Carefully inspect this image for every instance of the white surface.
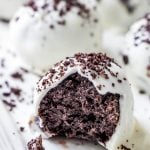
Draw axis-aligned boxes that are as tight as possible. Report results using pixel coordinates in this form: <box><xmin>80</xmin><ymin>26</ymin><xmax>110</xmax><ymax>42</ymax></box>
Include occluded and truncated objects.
<box><xmin>0</xmin><ymin>0</ymin><xmax>26</xmax><ymax>19</ymax></box>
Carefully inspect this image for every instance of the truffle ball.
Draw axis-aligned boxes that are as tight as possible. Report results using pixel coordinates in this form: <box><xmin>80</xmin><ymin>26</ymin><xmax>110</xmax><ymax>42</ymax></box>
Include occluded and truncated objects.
<box><xmin>10</xmin><ymin>0</ymin><xmax>101</xmax><ymax>74</ymax></box>
<box><xmin>123</xmin><ymin>13</ymin><xmax>150</xmax><ymax>93</ymax></box>
<box><xmin>34</xmin><ymin>53</ymin><xmax>134</xmax><ymax>150</ymax></box>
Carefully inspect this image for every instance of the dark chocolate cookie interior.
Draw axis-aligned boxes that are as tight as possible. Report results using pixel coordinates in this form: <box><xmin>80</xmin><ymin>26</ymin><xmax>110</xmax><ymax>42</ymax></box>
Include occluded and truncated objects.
<box><xmin>38</xmin><ymin>73</ymin><xmax>120</xmax><ymax>144</ymax></box>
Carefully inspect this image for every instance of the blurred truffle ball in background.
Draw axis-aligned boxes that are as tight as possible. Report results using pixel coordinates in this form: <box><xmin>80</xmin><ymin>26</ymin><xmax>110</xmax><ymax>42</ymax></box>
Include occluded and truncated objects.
<box><xmin>10</xmin><ymin>0</ymin><xmax>102</xmax><ymax>74</ymax></box>
<box><xmin>123</xmin><ymin>13</ymin><xmax>150</xmax><ymax>94</ymax></box>
<box><xmin>100</xmin><ymin>0</ymin><xmax>150</xmax><ymax>66</ymax></box>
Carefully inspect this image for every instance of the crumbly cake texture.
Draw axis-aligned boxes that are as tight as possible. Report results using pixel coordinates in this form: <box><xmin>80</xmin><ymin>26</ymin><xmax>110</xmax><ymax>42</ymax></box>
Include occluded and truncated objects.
<box><xmin>34</xmin><ymin>53</ymin><xmax>134</xmax><ymax>150</ymax></box>
<box><xmin>27</xmin><ymin>136</ymin><xmax>44</xmax><ymax>150</ymax></box>
<box><xmin>39</xmin><ymin>72</ymin><xmax>120</xmax><ymax>143</ymax></box>
<box><xmin>123</xmin><ymin>13</ymin><xmax>150</xmax><ymax>93</ymax></box>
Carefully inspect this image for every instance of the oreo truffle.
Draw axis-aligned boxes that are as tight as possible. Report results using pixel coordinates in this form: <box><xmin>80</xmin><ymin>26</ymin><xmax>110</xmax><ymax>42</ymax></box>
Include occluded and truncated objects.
<box><xmin>10</xmin><ymin>0</ymin><xmax>101</xmax><ymax>74</ymax></box>
<box><xmin>34</xmin><ymin>53</ymin><xmax>134</xmax><ymax>150</ymax></box>
<box><xmin>123</xmin><ymin>13</ymin><xmax>150</xmax><ymax>93</ymax></box>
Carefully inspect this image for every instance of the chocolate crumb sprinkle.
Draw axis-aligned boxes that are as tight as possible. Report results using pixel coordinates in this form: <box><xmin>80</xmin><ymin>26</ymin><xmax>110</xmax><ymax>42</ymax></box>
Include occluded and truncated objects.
<box><xmin>20</xmin><ymin>127</ymin><xmax>25</xmax><ymax>132</ymax></box>
<box><xmin>2</xmin><ymin>100</ymin><xmax>16</xmax><ymax>111</ymax></box>
<box><xmin>120</xmin><ymin>0</ymin><xmax>135</xmax><ymax>13</ymax></box>
<box><xmin>0</xmin><ymin>18</ymin><xmax>10</xmax><ymax>24</ymax></box>
<box><xmin>120</xmin><ymin>144</ymin><xmax>131</xmax><ymax>150</ymax></box>
<box><xmin>11</xmin><ymin>72</ymin><xmax>24</xmax><ymax>81</ymax></box>
<box><xmin>122</xmin><ymin>55</ymin><xmax>129</xmax><ymax>65</ymax></box>
<box><xmin>24</xmin><ymin>0</ymin><xmax>100</xmax><ymax>28</ymax></box>
<box><xmin>1</xmin><ymin>59</ymin><xmax>5</xmax><ymax>68</ymax></box>
<box><xmin>3</xmin><ymin>92</ymin><xmax>11</xmax><ymax>97</ymax></box>
<box><xmin>11</xmin><ymin>88</ymin><xmax>21</xmax><ymax>97</ymax></box>
<box><xmin>27</xmin><ymin>135</ymin><xmax>44</xmax><ymax>150</ymax></box>
<box><xmin>133</xmin><ymin>13</ymin><xmax>150</xmax><ymax>46</ymax></box>
<box><xmin>37</xmin><ymin>53</ymin><xmax>121</xmax><ymax>92</ymax></box>
<box><xmin>139</xmin><ymin>90</ymin><xmax>146</xmax><ymax>94</ymax></box>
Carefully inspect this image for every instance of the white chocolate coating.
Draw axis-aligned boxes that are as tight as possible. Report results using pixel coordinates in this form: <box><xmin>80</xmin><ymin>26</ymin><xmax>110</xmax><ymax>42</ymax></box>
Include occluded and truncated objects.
<box><xmin>0</xmin><ymin>0</ymin><xmax>25</xmax><ymax>19</ymax></box>
<box><xmin>10</xmin><ymin>0</ymin><xmax>101</xmax><ymax>74</ymax></box>
<box><xmin>124</xmin><ymin>13</ymin><xmax>150</xmax><ymax>93</ymax></box>
<box><xmin>34</xmin><ymin>53</ymin><xmax>134</xmax><ymax>150</ymax></box>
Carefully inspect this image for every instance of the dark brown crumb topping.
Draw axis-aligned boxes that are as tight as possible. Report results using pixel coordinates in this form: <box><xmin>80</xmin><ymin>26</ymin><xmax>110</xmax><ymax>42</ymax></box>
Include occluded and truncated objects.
<box><xmin>0</xmin><ymin>18</ymin><xmax>10</xmax><ymax>24</ymax></box>
<box><xmin>11</xmin><ymin>72</ymin><xmax>24</xmax><ymax>81</ymax></box>
<box><xmin>2</xmin><ymin>99</ymin><xmax>16</xmax><ymax>111</ymax></box>
<box><xmin>122</xmin><ymin>55</ymin><xmax>129</xmax><ymax>65</ymax></box>
<box><xmin>38</xmin><ymin>73</ymin><xmax>120</xmax><ymax>144</ymax></box>
<box><xmin>23</xmin><ymin>0</ymin><xmax>100</xmax><ymax>28</ymax></box>
<box><xmin>133</xmin><ymin>13</ymin><xmax>150</xmax><ymax>47</ymax></box>
<box><xmin>20</xmin><ymin>127</ymin><xmax>25</xmax><ymax>132</ymax></box>
<box><xmin>139</xmin><ymin>89</ymin><xmax>146</xmax><ymax>94</ymax></box>
<box><xmin>130</xmin><ymin>13</ymin><xmax>150</xmax><ymax>77</ymax></box>
<box><xmin>117</xmin><ymin>144</ymin><xmax>131</xmax><ymax>150</ymax></box>
<box><xmin>37</xmin><ymin>53</ymin><xmax>122</xmax><ymax>92</ymax></box>
<box><xmin>0</xmin><ymin>57</ymin><xmax>30</xmax><ymax>111</ymax></box>
<box><xmin>27</xmin><ymin>136</ymin><xmax>44</xmax><ymax>150</ymax></box>
<box><xmin>25</xmin><ymin>0</ymin><xmax>38</xmax><ymax>11</ymax></box>
<box><xmin>25</xmin><ymin>0</ymin><xmax>99</xmax><ymax>19</ymax></box>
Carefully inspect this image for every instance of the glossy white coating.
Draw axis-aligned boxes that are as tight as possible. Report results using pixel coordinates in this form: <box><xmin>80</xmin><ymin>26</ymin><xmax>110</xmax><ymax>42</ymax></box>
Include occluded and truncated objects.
<box><xmin>10</xmin><ymin>0</ymin><xmax>101</xmax><ymax>74</ymax></box>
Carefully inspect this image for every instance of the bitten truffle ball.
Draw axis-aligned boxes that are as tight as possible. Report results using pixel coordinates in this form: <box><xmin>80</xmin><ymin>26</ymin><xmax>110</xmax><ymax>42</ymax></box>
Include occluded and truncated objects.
<box><xmin>34</xmin><ymin>53</ymin><xmax>134</xmax><ymax>150</ymax></box>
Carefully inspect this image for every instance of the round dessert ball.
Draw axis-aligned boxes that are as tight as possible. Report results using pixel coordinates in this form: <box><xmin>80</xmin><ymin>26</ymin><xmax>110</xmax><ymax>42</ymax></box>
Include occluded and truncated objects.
<box><xmin>99</xmin><ymin>0</ymin><xmax>150</xmax><ymax>29</ymax></box>
<box><xmin>0</xmin><ymin>0</ymin><xmax>25</xmax><ymax>20</ymax></box>
<box><xmin>123</xmin><ymin>13</ymin><xmax>150</xmax><ymax>93</ymax></box>
<box><xmin>10</xmin><ymin>0</ymin><xmax>101</xmax><ymax>74</ymax></box>
<box><xmin>34</xmin><ymin>53</ymin><xmax>134</xmax><ymax>150</ymax></box>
